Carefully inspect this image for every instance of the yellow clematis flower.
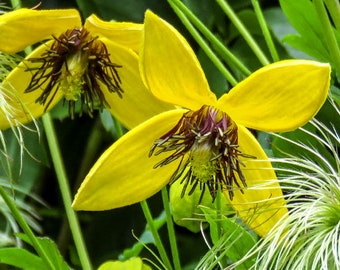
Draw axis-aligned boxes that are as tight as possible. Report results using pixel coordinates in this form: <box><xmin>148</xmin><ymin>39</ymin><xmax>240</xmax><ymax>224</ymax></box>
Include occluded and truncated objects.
<box><xmin>0</xmin><ymin>8</ymin><xmax>173</xmax><ymax>129</ymax></box>
<box><xmin>72</xmin><ymin>11</ymin><xmax>331</xmax><ymax>237</ymax></box>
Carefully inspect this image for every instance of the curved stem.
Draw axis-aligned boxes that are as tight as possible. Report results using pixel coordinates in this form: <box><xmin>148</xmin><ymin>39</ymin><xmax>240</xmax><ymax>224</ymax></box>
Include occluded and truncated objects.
<box><xmin>168</xmin><ymin>0</ymin><xmax>238</xmax><ymax>86</ymax></box>
<box><xmin>168</xmin><ymin>0</ymin><xmax>251</xmax><ymax>76</ymax></box>
<box><xmin>161</xmin><ymin>187</ymin><xmax>181</xmax><ymax>270</ymax></box>
<box><xmin>42</xmin><ymin>113</ymin><xmax>92</xmax><ymax>270</ymax></box>
<box><xmin>323</xmin><ymin>0</ymin><xmax>340</xmax><ymax>30</ymax></box>
<box><xmin>216</xmin><ymin>0</ymin><xmax>270</xmax><ymax>66</ymax></box>
<box><xmin>0</xmin><ymin>185</ymin><xmax>55</xmax><ymax>270</ymax></box>
<box><xmin>314</xmin><ymin>0</ymin><xmax>340</xmax><ymax>77</ymax></box>
<box><xmin>140</xmin><ymin>200</ymin><xmax>173</xmax><ymax>270</ymax></box>
<box><xmin>251</xmin><ymin>0</ymin><xmax>280</xmax><ymax>62</ymax></box>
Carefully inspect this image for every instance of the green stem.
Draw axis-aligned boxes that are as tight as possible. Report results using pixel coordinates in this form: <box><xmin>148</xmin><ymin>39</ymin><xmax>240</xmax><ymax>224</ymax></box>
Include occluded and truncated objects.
<box><xmin>140</xmin><ymin>200</ymin><xmax>173</xmax><ymax>270</ymax></box>
<box><xmin>168</xmin><ymin>0</ymin><xmax>251</xmax><ymax>76</ymax></box>
<box><xmin>251</xmin><ymin>0</ymin><xmax>280</xmax><ymax>62</ymax></box>
<box><xmin>168</xmin><ymin>0</ymin><xmax>238</xmax><ymax>86</ymax></box>
<box><xmin>323</xmin><ymin>0</ymin><xmax>340</xmax><ymax>30</ymax></box>
<box><xmin>314</xmin><ymin>0</ymin><xmax>340</xmax><ymax>76</ymax></box>
<box><xmin>161</xmin><ymin>187</ymin><xmax>181</xmax><ymax>270</ymax></box>
<box><xmin>10</xmin><ymin>0</ymin><xmax>21</xmax><ymax>8</ymax></box>
<box><xmin>112</xmin><ymin>116</ymin><xmax>124</xmax><ymax>138</ymax></box>
<box><xmin>42</xmin><ymin>113</ymin><xmax>92</xmax><ymax>270</ymax></box>
<box><xmin>215</xmin><ymin>0</ymin><xmax>270</xmax><ymax>66</ymax></box>
<box><xmin>0</xmin><ymin>186</ymin><xmax>55</xmax><ymax>270</ymax></box>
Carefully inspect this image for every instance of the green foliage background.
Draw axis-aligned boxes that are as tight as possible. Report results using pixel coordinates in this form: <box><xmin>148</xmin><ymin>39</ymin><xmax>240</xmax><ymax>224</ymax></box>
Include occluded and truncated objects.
<box><xmin>1</xmin><ymin>0</ymin><xmax>339</xmax><ymax>269</ymax></box>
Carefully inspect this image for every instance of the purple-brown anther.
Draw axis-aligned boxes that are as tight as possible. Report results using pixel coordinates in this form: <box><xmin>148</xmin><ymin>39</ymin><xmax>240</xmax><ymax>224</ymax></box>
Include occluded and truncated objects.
<box><xmin>149</xmin><ymin>105</ymin><xmax>254</xmax><ymax>202</ymax></box>
<box><xmin>25</xmin><ymin>27</ymin><xmax>123</xmax><ymax>118</ymax></box>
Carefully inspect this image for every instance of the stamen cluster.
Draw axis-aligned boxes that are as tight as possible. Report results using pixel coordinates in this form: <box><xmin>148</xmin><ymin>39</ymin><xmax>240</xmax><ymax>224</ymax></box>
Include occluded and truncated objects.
<box><xmin>25</xmin><ymin>27</ymin><xmax>123</xmax><ymax>117</ymax></box>
<box><xmin>150</xmin><ymin>105</ymin><xmax>253</xmax><ymax>202</ymax></box>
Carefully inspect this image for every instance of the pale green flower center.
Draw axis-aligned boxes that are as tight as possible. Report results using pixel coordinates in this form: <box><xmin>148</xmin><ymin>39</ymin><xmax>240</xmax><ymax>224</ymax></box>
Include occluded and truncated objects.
<box><xmin>59</xmin><ymin>50</ymin><xmax>88</xmax><ymax>101</ymax></box>
<box><xmin>190</xmin><ymin>141</ymin><xmax>216</xmax><ymax>183</ymax></box>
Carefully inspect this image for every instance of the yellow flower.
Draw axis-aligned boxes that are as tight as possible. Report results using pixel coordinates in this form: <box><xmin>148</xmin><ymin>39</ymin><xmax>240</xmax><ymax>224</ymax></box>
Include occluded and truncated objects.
<box><xmin>98</xmin><ymin>257</ymin><xmax>151</xmax><ymax>270</ymax></box>
<box><xmin>72</xmin><ymin>11</ymin><xmax>331</xmax><ymax>237</ymax></box>
<box><xmin>0</xmin><ymin>8</ymin><xmax>172</xmax><ymax>129</ymax></box>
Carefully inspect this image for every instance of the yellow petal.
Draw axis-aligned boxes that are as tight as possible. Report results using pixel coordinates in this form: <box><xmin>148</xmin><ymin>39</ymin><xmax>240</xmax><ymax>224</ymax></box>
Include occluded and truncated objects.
<box><xmin>217</xmin><ymin>60</ymin><xmax>330</xmax><ymax>132</ymax></box>
<box><xmin>0</xmin><ymin>9</ymin><xmax>81</xmax><ymax>53</ymax></box>
<box><xmin>141</xmin><ymin>10</ymin><xmax>217</xmax><ymax>110</ymax></box>
<box><xmin>0</xmin><ymin>41</ymin><xmax>63</xmax><ymax>129</ymax></box>
<box><xmin>228</xmin><ymin>125</ymin><xmax>287</xmax><ymax>237</ymax></box>
<box><xmin>100</xmin><ymin>38</ymin><xmax>175</xmax><ymax>129</ymax></box>
<box><xmin>84</xmin><ymin>14</ymin><xmax>143</xmax><ymax>53</ymax></box>
<box><xmin>99</xmin><ymin>258</ymin><xmax>151</xmax><ymax>270</ymax></box>
<box><xmin>72</xmin><ymin>109</ymin><xmax>187</xmax><ymax>211</ymax></box>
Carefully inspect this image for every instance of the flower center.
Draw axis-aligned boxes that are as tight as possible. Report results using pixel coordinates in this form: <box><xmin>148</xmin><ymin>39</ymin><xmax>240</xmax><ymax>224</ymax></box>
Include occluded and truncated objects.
<box><xmin>25</xmin><ymin>27</ymin><xmax>123</xmax><ymax>118</ymax></box>
<box><xmin>149</xmin><ymin>105</ymin><xmax>255</xmax><ymax>202</ymax></box>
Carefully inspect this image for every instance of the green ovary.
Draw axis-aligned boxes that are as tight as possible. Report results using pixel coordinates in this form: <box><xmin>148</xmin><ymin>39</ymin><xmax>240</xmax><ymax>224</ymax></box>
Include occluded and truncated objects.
<box><xmin>60</xmin><ymin>50</ymin><xmax>88</xmax><ymax>101</ymax></box>
<box><xmin>190</xmin><ymin>142</ymin><xmax>216</xmax><ymax>183</ymax></box>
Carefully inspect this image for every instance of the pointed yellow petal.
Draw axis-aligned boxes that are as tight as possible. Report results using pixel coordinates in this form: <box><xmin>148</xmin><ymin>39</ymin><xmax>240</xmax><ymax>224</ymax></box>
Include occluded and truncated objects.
<box><xmin>217</xmin><ymin>60</ymin><xmax>330</xmax><ymax>132</ymax></box>
<box><xmin>0</xmin><ymin>41</ymin><xmax>63</xmax><ymax>129</ymax></box>
<box><xmin>72</xmin><ymin>109</ymin><xmax>187</xmax><ymax>211</ymax></box>
<box><xmin>228</xmin><ymin>126</ymin><xmax>287</xmax><ymax>237</ymax></box>
<box><xmin>141</xmin><ymin>10</ymin><xmax>217</xmax><ymax>110</ymax></box>
<box><xmin>99</xmin><ymin>38</ymin><xmax>175</xmax><ymax>129</ymax></box>
<box><xmin>84</xmin><ymin>14</ymin><xmax>143</xmax><ymax>53</ymax></box>
<box><xmin>99</xmin><ymin>258</ymin><xmax>151</xmax><ymax>270</ymax></box>
<box><xmin>0</xmin><ymin>9</ymin><xmax>81</xmax><ymax>53</ymax></box>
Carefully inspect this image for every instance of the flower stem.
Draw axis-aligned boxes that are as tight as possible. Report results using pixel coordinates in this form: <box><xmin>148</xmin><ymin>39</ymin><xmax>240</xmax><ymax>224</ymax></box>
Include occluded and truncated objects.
<box><xmin>314</xmin><ymin>0</ymin><xmax>340</xmax><ymax>76</ymax></box>
<box><xmin>168</xmin><ymin>0</ymin><xmax>251</xmax><ymax>77</ymax></box>
<box><xmin>112</xmin><ymin>115</ymin><xmax>124</xmax><ymax>138</ymax></box>
<box><xmin>0</xmin><ymin>185</ymin><xmax>55</xmax><ymax>270</ymax></box>
<box><xmin>140</xmin><ymin>200</ymin><xmax>173</xmax><ymax>270</ymax></box>
<box><xmin>168</xmin><ymin>0</ymin><xmax>238</xmax><ymax>86</ymax></box>
<box><xmin>251</xmin><ymin>0</ymin><xmax>280</xmax><ymax>62</ymax></box>
<box><xmin>215</xmin><ymin>0</ymin><xmax>270</xmax><ymax>66</ymax></box>
<box><xmin>42</xmin><ymin>113</ymin><xmax>92</xmax><ymax>270</ymax></box>
<box><xmin>161</xmin><ymin>187</ymin><xmax>181</xmax><ymax>270</ymax></box>
<box><xmin>323</xmin><ymin>0</ymin><xmax>340</xmax><ymax>30</ymax></box>
<box><xmin>10</xmin><ymin>0</ymin><xmax>21</xmax><ymax>8</ymax></box>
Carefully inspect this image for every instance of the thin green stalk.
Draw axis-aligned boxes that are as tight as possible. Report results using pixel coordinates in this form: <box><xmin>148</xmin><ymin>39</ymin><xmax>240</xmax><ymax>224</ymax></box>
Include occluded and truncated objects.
<box><xmin>161</xmin><ymin>187</ymin><xmax>181</xmax><ymax>270</ymax></box>
<box><xmin>10</xmin><ymin>0</ymin><xmax>21</xmax><ymax>8</ymax></box>
<box><xmin>214</xmin><ymin>189</ymin><xmax>228</xmax><ymax>268</ymax></box>
<box><xmin>251</xmin><ymin>0</ymin><xmax>280</xmax><ymax>62</ymax></box>
<box><xmin>112</xmin><ymin>116</ymin><xmax>124</xmax><ymax>138</ymax></box>
<box><xmin>216</xmin><ymin>0</ymin><xmax>270</xmax><ymax>66</ymax></box>
<box><xmin>140</xmin><ymin>200</ymin><xmax>173</xmax><ymax>270</ymax></box>
<box><xmin>168</xmin><ymin>0</ymin><xmax>251</xmax><ymax>76</ymax></box>
<box><xmin>168</xmin><ymin>0</ymin><xmax>238</xmax><ymax>86</ymax></box>
<box><xmin>0</xmin><ymin>186</ymin><xmax>55</xmax><ymax>270</ymax></box>
<box><xmin>42</xmin><ymin>113</ymin><xmax>92</xmax><ymax>270</ymax></box>
<box><xmin>323</xmin><ymin>0</ymin><xmax>340</xmax><ymax>30</ymax></box>
<box><xmin>314</xmin><ymin>0</ymin><xmax>340</xmax><ymax>76</ymax></box>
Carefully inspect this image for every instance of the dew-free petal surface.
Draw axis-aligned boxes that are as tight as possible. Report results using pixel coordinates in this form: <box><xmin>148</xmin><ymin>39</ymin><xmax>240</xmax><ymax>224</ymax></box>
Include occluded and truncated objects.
<box><xmin>72</xmin><ymin>109</ymin><xmax>187</xmax><ymax>210</ymax></box>
<box><xmin>217</xmin><ymin>60</ymin><xmax>330</xmax><ymax>132</ymax></box>
<box><xmin>228</xmin><ymin>125</ymin><xmax>287</xmax><ymax>237</ymax></box>
<box><xmin>84</xmin><ymin>14</ymin><xmax>143</xmax><ymax>53</ymax></box>
<box><xmin>0</xmin><ymin>41</ymin><xmax>63</xmax><ymax>129</ymax></box>
<box><xmin>141</xmin><ymin>10</ymin><xmax>216</xmax><ymax>110</ymax></box>
<box><xmin>0</xmin><ymin>9</ymin><xmax>81</xmax><ymax>53</ymax></box>
<box><xmin>101</xmin><ymin>39</ymin><xmax>175</xmax><ymax>129</ymax></box>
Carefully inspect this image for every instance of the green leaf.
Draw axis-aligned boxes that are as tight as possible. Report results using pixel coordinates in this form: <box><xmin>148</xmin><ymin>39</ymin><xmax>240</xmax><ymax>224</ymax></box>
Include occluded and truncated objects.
<box><xmin>18</xmin><ymin>234</ymin><xmax>71</xmax><ymax>270</ymax></box>
<box><xmin>0</xmin><ymin>248</ymin><xmax>44</xmax><ymax>269</ymax></box>
<box><xmin>169</xmin><ymin>180</ymin><xmax>232</xmax><ymax>233</ymax></box>
<box><xmin>279</xmin><ymin>0</ymin><xmax>336</xmax><ymax>62</ymax></box>
<box><xmin>201</xmin><ymin>207</ymin><xmax>256</xmax><ymax>269</ymax></box>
